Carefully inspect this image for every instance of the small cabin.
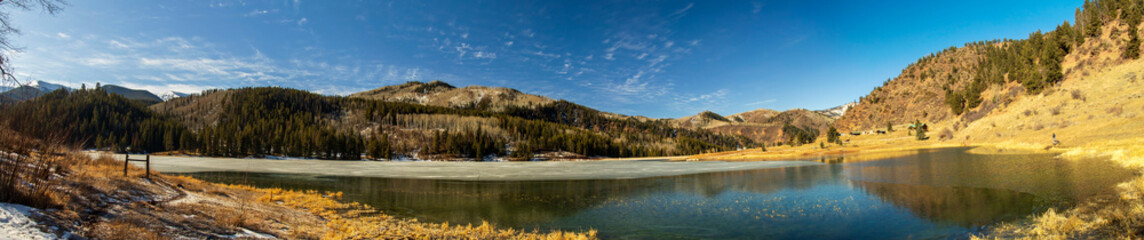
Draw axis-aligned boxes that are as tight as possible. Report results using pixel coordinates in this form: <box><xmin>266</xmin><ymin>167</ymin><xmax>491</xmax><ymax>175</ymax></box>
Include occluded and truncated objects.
<box><xmin>907</xmin><ymin>123</ymin><xmax>928</xmax><ymax>131</ymax></box>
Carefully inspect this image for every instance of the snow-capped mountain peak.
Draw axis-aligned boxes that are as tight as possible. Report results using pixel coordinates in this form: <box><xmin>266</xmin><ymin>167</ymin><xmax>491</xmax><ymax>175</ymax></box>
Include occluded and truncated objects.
<box><xmin>159</xmin><ymin>90</ymin><xmax>190</xmax><ymax>101</ymax></box>
<box><xmin>27</xmin><ymin>80</ymin><xmax>70</xmax><ymax>92</ymax></box>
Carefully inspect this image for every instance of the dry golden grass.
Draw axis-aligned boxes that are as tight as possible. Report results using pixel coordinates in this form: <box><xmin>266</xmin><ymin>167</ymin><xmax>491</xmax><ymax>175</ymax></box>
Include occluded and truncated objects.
<box><xmin>699</xmin><ymin>22</ymin><xmax>1144</xmax><ymax>238</ymax></box>
<box><xmin>688</xmin><ymin>125</ymin><xmax>964</xmax><ymax>163</ymax></box>
<box><xmin>0</xmin><ymin>135</ymin><xmax>597</xmax><ymax>240</ymax></box>
<box><xmin>243</xmin><ymin>185</ymin><xmax>597</xmax><ymax>240</ymax></box>
<box><xmin>0</xmin><ymin>123</ymin><xmax>596</xmax><ymax>240</ymax></box>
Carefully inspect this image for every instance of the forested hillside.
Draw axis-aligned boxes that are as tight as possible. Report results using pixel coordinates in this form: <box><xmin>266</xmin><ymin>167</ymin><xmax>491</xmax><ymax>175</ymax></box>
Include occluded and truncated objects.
<box><xmin>0</xmin><ymin>88</ymin><xmax>191</xmax><ymax>153</ymax></box>
<box><xmin>0</xmin><ymin>84</ymin><xmax>749</xmax><ymax>160</ymax></box>
<box><xmin>836</xmin><ymin>0</ymin><xmax>1142</xmax><ymax>132</ymax></box>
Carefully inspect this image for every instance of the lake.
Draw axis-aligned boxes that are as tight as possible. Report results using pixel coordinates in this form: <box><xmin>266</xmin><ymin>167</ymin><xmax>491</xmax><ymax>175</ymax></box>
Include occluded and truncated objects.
<box><xmin>182</xmin><ymin>147</ymin><xmax>1135</xmax><ymax>239</ymax></box>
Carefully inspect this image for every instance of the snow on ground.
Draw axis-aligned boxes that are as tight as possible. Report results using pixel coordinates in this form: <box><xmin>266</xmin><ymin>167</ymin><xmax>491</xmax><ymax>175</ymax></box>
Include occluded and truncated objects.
<box><xmin>0</xmin><ymin>203</ymin><xmax>57</xmax><ymax>240</ymax></box>
<box><xmin>91</xmin><ymin>152</ymin><xmax>822</xmax><ymax>181</ymax></box>
<box><xmin>230</xmin><ymin>228</ymin><xmax>277</xmax><ymax>239</ymax></box>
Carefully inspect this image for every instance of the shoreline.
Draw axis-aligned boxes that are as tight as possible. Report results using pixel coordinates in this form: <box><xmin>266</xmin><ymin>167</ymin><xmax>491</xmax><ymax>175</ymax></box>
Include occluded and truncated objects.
<box><xmin>682</xmin><ymin>132</ymin><xmax>1144</xmax><ymax>239</ymax></box>
<box><xmin>87</xmin><ymin>152</ymin><xmax>822</xmax><ymax>181</ymax></box>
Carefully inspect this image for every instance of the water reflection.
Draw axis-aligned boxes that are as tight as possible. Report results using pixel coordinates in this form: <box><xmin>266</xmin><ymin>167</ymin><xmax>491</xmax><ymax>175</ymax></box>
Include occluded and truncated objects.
<box><xmin>183</xmin><ymin>148</ymin><xmax>1135</xmax><ymax>239</ymax></box>
<box><xmin>853</xmin><ymin>181</ymin><xmax>1040</xmax><ymax>228</ymax></box>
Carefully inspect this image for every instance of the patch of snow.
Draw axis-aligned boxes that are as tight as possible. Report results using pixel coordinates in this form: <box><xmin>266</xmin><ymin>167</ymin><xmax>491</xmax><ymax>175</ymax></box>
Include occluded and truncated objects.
<box><xmin>816</xmin><ymin>102</ymin><xmax>858</xmax><ymax>118</ymax></box>
<box><xmin>0</xmin><ymin>203</ymin><xmax>58</xmax><ymax>240</ymax></box>
<box><xmin>27</xmin><ymin>80</ymin><xmax>70</xmax><ymax>93</ymax></box>
<box><xmin>228</xmin><ymin>227</ymin><xmax>276</xmax><ymax>239</ymax></box>
<box><xmin>159</xmin><ymin>90</ymin><xmax>191</xmax><ymax>101</ymax></box>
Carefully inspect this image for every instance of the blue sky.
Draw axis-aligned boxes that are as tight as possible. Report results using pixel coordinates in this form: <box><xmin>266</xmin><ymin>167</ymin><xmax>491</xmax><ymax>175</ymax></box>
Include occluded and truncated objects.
<box><xmin>8</xmin><ymin>0</ymin><xmax>1082</xmax><ymax>118</ymax></box>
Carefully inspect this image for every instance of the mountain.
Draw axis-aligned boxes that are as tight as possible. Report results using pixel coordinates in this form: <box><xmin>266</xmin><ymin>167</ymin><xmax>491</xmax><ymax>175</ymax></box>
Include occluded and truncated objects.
<box><xmin>672</xmin><ymin>108</ymin><xmax>833</xmax><ymax>145</ymax></box>
<box><xmin>727</xmin><ymin>109</ymin><xmax>780</xmax><ymax>123</ymax></box>
<box><xmin>27</xmin><ymin>80</ymin><xmax>69</xmax><ymax>93</ymax></box>
<box><xmin>0</xmin><ymin>81</ymin><xmax>72</xmax><ymax>102</ymax></box>
<box><xmin>349</xmin><ymin>81</ymin><xmax>555</xmax><ymax>111</ymax></box>
<box><xmin>144</xmin><ymin>85</ymin><xmax>750</xmax><ymax>160</ymax></box>
<box><xmin>834</xmin><ymin>0</ymin><xmax>1144</xmax><ymax>147</ymax></box>
<box><xmin>0</xmin><ymin>81</ymin><xmax>165</xmax><ymax>104</ymax></box>
<box><xmin>159</xmin><ymin>90</ymin><xmax>191</xmax><ymax>101</ymax></box>
<box><xmin>0</xmin><ymin>86</ymin><xmax>47</xmax><ymax>102</ymax></box>
<box><xmin>99</xmin><ymin>84</ymin><xmax>163</xmax><ymax>103</ymax></box>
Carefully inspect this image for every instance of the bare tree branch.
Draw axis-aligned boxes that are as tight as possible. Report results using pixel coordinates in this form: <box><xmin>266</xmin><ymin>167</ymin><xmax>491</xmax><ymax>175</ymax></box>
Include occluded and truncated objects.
<box><xmin>0</xmin><ymin>0</ymin><xmax>66</xmax><ymax>88</ymax></box>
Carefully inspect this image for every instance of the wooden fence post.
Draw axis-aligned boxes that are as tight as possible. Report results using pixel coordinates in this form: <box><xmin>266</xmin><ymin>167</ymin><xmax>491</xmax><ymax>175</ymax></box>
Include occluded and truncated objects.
<box><xmin>123</xmin><ymin>154</ymin><xmax>152</xmax><ymax>179</ymax></box>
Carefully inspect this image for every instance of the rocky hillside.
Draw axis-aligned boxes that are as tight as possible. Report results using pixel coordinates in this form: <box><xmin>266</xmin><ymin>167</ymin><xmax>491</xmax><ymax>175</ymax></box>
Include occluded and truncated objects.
<box><xmin>672</xmin><ymin>108</ymin><xmax>834</xmax><ymax>145</ymax></box>
<box><xmin>349</xmin><ymin>81</ymin><xmax>555</xmax><ymax>111</ymax></box>
<box><xmin>837</xmin><ymin>0</ymin><xmax>1141</xmax><ymax>134</ymax></box>
<box><xmin>833</xmin><ymin>45</ymin><xmax>987</xmax><ymax>131</ymax></box>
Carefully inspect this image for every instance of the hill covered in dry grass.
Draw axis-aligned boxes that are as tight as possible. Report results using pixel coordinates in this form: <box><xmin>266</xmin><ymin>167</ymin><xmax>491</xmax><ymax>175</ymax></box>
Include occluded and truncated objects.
<box><xmin>349</xmin><ymin>80</ymin><xmax>555</xmax><ymax>112</ymax></box>
<box><xmin>837</xmin><ymin>0</ymin><xmax>1142</xmax><ymax>138</ymax></box>
<box><xmin>696</xmin><ymin>1</ymin><xmax>1144</xmax><ymax>238</ymax></box>
<box><xmin>672</xmin><ymin>108</ymin><xmax>836</xmax><ymax>146</ymax></box>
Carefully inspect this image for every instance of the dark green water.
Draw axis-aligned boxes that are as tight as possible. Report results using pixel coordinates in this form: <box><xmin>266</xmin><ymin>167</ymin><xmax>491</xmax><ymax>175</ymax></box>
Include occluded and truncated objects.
<box><xmin>183</xmin><ymin>147</ymin><xmax>1136</xmax><ymax>239</ymax></box>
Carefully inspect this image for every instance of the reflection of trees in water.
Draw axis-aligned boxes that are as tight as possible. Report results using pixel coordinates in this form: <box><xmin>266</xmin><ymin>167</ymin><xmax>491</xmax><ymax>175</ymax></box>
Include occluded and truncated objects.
<box><xmin>183</xmin><ymin>149</ymin><xmax>1132</xmax><ymax>231</ymax></box>
<box><xmin>842</xmin><ymin>148</ymin><xmax>1133</xmax><ymax>206</ymax></box>
<box><xmin>853</xmin><ymin>180</ymin><xmax>1041</xmax><ymax>228</ymax></box>
<box><xmin>184</xmin><ymin>165</ymin><xmax>849</xmax><ymax>228</ymax></box>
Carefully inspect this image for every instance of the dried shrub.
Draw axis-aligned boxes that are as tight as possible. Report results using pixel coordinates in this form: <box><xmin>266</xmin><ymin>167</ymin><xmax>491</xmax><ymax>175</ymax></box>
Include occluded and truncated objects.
<box><xmin>1033</xmin><ymin>124</ymin><xmax>1044</xmax><ymax>131</ymax></box>
<box><xmin>1109</xmin><ymin>106</ymin><xmax>1124</xmax><ymax>117</ymax></box>
<box><xmin>0</xmin><ymin>128</ymin><xmax>76</xmax><ymax>209</ymax></box>
<box><xmin>89</xmin><ymin>220</ymin><xmax>164</xmax><ymax>240</ymax></box>
<box><xmin>1024</xmin><ymin>109</ymin><xmax>1035</xmax><ymax>117</ymax></box>
<box><xmin>1071</xmin><ymin>90</ymin><xmax>1086</xmax><ymax>101</ymax></box>
<box><xmin>939</xmin><ymin>128</ymin><xmax>954</xmax><ymax>141</ymax></box>
<box><xmin>1051</xmin><ymin>105</ymin><xmax>1063</xmax><ymax>116</ymax></box>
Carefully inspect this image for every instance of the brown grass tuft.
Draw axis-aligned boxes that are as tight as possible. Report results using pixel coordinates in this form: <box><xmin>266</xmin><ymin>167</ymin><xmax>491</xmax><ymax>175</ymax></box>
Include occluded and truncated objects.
<box><xmin>1108</xmin><ymin>106</ymin><xmax>1124</xmax><ymax>117</ymax></box>
<box><xmin>0</xmin><ymin>127</ymin><xmax>77</xmax><ymax>209</ymax></box>
<box><xmin>939</xmin><ymin>128</ymin><xmax>955</xmax><ymax>141</ymax></box>
<box><xmin>89</xmin><ymin>220</ymin><xmax>165</xmax><ymax>240</ymax></box>
<box><xmin>1071</xmin><ymin>89</ymin><xmax>1086</xmax><ymax>101</ymax></box>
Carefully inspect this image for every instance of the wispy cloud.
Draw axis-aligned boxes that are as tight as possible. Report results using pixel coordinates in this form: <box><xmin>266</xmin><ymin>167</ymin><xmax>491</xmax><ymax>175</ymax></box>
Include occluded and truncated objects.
<box><xmin>12</xmin><ymin>34</ymin><xmax>448</xmax><ymax>96</ymax></box>
<box><xmin>745</xmin><ymin>99</ymin><xmax>777</xmax><ymax>106</ymax></box>
<box><xmin>244</xmin><ymin>9</ymin><xmax>278</xmax><ymax>17</ymax></box>
<box><xmin>751</xmin><ymin>2</ymin><xmax>764</xmax><ymax>14</ymax></box>
<box><xmin>681</xmin><ymin>89</ymin><xmax>729</xmax><ymax>104</ymax></box>
<box><xmin>671</xmin><ymin>3</ymin><xmax>695</xmax><ymax>16</ymax></box>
